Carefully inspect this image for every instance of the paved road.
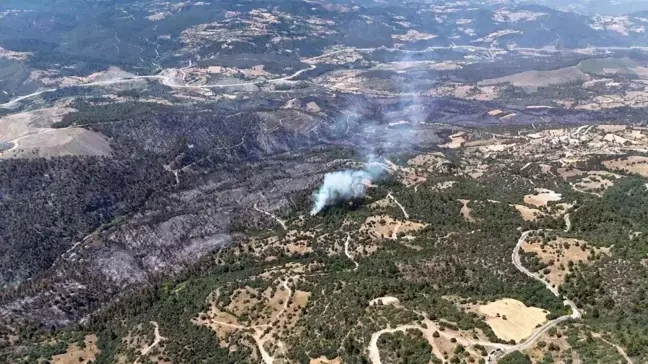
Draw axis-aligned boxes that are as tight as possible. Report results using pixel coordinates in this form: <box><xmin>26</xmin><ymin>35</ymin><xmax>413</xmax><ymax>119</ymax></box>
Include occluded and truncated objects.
<box><xmin>486</xmin><ymin>229</ymin><xmax>582</xmax><ymax>363</ymax></box>
<box><xmin>0</xmin><ymin>61</ymin><xmax>317</xmax><ymax>108</ymax></box>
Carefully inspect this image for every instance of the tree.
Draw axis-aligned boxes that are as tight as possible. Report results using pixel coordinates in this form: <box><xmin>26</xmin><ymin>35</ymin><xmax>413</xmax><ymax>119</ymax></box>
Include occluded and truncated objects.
<box><xmin>498</xmin><ymin>351</ymin><xmax>532</xmax><ymax>364</ymax></box>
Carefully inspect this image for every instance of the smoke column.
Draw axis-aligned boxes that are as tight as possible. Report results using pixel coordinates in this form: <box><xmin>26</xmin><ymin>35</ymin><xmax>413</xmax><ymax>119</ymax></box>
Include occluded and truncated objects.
<box><xmin>310</xmin><ymin>163</ymin><xmax>384</xmax><ymax>215</ymax></box>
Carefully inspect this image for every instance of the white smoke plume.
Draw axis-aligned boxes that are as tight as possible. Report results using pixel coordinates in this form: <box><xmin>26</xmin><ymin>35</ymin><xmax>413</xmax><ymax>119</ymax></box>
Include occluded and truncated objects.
<box><xmin>310</xmin><ymin>162</ymin><xmax>384</xmax><ymax>215</ymax></box>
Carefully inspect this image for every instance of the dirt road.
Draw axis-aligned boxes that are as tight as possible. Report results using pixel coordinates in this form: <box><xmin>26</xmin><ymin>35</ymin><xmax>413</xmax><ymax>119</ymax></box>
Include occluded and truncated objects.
<box><xmin>564</xmin><ymin>213</ymin><xmax>571</xmax><ymax>232</ymax></box>
<box><xmin>368</xmin><ymin>318</ymin><xmax>510</xmax><ymax>364</ymax></box>
<box><xmin>254</xmin><ymin>203</ymin><xmax>287</xmax><ymax>230</ymax></box>
<box><xmin>1</xmin><ymin>59</ymin><xmax>318</xmax><ymax>108</ymax></box>
<box><xmin>209</xmin><ymin>279</ymin><xmax>293</xmax><ymax>364</ymax></box>
<box><xmin>344</xmin><ymin>234</ymin><xmax>359</xmax><ymax>271</ymax></box>
<box><xmin>369</xmin><ymin>227</ymin><xmax>585</xmax><ymax>364</ymax></box>
<box><xmin>592</xmin><ymin>334</ymin><xmax>633</xmax><ymax>364</ymax></box>
<box><xmin>134</xmin><ymin>321</ymin><xmax>165</xmax><ymax>363</ymax></box>
<box><xmin>487</xmin><ymin>229</ymin><xmax>583</xmax><ymax>363</ymax></box>
<box><xmin>512</xmin><ymin>231</ymin><xmax>580</xmax><ymax>318</ymax></box>
<box><xmin>387</xmin><ymin>192</ymin><xmax>409</xmax><ymax>219</ymax></box>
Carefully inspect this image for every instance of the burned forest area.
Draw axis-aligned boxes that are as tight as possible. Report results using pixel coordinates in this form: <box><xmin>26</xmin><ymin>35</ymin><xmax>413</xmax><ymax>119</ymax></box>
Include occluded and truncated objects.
<box><xmin>3</xmin><ymin>0</ymin><xmax>648</xmax><ymax>363</ymax></box>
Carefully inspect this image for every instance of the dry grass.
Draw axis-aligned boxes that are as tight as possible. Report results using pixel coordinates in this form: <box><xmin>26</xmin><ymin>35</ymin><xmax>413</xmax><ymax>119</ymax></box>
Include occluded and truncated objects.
<box><xmin>557</xmin><ymin>167</ymin><xmax>586</xmax><ymax>179</ymax></box>
<box><xmin>51</xmin><ymin>335</ymin><xmax>100</xmax><ymax>364</ymax></box>
<box><xmin>431</xmin><ymin>181</ymin><xmax>458</xmax><ymax>191</ymax></box>
<box><xmin>522</xmin><ymin>237</ymin><xmax>610</xmax><ymax>287</ymax></box>
<box><xmin>407</xmin><ymin>152</ymin><xmax>448</xmax><ymax>168</ymax></box>
<box><xmin>310</xmin><ymin>357</ymin><xmax>342</xmax><ymax>364</ymax></box>
<box><xmin>361</xmin><ymin>215</ymin><xmax>426</xmax><ymax>240</ymax></box>
<box><xmin>369</xmin><ymin>197</ymin><xmax>396</xmax><ymax>209</ymax></box>
<box><xmin>306</xmin><ymin>102</ymin><xmax>321</xmax><ymax>113</ymax></box>
<box><xmin>603</xmin><ymin>156</ymin><xmax>648</xmax><ymax>177</ymax></box>
<box><xmin>573</xmin><ymin>171</ymin><xmax>620</xmax><ymax>193</ymax></box>
<box><xmin>194</xmin><ymin>276</ymin><xmax>310</xmax><ymax>360</ymax></box>
<box><xmin>396</xmin><ymin>152</ymin><xmax>451</xmax><ymax>186</ymax></box>
<box><xmin>193</xmin><ymin>300</ymin><xmax>241</xmax><ymax>346</ymax></box>
<box><xmin>598</xmin><ymin>125</ymin><xmax>628</xmax><ymax>133</ymax></box>
<box><xmin>524</xmin><ymin>188</ymin><xmax>562</xmax><ymax>207</ymax></box>
<box><xmin>524</xmin><ymin>329</ymin><xmax>580</xmax><ymax>363</ymax></box>
<box><xmin>513</xmin><ymin>204</ymin><xmax>544</xmax><ymax>221</ymax></box>
<box><xmin>479</xmin><ymin>66</ymin><xmax>588</xmax><ymax>88</ymax></box>
<box><xmin>240</xmin><ymin>231</ymin><xmax>314</xmax><ymax>259</ymax></box>
<box><xmin>433</xmin><ymin>335</ymin><xmax>459</xmax><ymax>361</ymax></box>
<box><xmin>478</xmin><ymin>299</ymin><xmax>548</xmax><ymax>342</ymax></box>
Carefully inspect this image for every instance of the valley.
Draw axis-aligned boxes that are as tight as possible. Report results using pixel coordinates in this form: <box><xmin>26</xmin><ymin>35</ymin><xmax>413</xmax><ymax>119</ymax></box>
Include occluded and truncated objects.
<box><xmin>1</xmin><ymin>1</ymin><xmax>648</xmax><ymax>363</ymax></box>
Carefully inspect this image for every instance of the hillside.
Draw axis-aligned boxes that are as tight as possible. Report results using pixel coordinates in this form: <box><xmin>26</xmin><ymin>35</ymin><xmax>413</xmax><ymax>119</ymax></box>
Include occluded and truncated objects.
<box><xmin>1</xmin><ymin>1</ymin><xmax>648</xmax><ymax>364</ymax></box>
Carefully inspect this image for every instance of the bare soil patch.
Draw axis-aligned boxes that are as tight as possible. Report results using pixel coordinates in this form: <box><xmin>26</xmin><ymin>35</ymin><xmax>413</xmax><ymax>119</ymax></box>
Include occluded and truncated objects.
<box><xmin>0</xmin><ymin>107</ymin><xmax>112</xmax><ymax>158</ymax></box>
<box><xmin>52</xmin><ymin>335</ymin><xmax>100</xmax><ymax>364</ymax></box>
<box><xmin>524</xmin><ymin>188</ymin><xmax>562</xmax><ymax>207</ymax></box>
<box><xmin>459</xmin><ymin>199</ymin><xmax>477</xmax><ymax>222</ymax></box>
<box><xmin>369</xmin><ymin>296</ymin><xmax>400</xmax><ymax>307</ymax></box>
<box><xmin>310</xmin><ymin>357</ymin><xmax>342</xmax><ymax>364</ymax></box>
<box><xmin>439</xmin><ymin>132</ymin><xmax>466</xmax><ymax>149</ymax></box>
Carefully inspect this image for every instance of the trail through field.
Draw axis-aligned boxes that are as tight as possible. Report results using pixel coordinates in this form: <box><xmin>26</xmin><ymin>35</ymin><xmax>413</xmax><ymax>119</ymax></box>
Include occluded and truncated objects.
<box><xmin>592</xmin><ymin>333</ymin><xmax>633</xmax><ymax>364</ymax></box>
<box><xmin>210</xmin><ymin>279</ymin><xmax>293</xmax><ymax>364</ymax></box>
<box><xmin>570</xmin><ymin>182</ymin><xmax>602</xmax><ymax>197</ymax></box>
<box><xmin>368</xmin><ymin>318</ymin><xmax>509</xmax><ymax>364</ymax></box>
<box><xmin>134</xmin><ymin>321</ymin><xmax>166</xmax><ymax>364</ymax></box>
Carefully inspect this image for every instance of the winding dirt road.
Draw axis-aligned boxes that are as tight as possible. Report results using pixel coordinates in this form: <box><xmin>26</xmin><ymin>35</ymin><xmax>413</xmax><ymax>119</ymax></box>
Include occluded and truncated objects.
<box><xmin>1</xmin><ymin>61</ymin><xmax>317</xmax><ymax>108</ymax></box>
<box><xmin>344</xmin><ymin>233</ymin><xmax>359</xmax><ymax>271</ymax></box>
<box><xmin>368</xmin><ymin>318</ymin><xmax>510</xmax><ymax>364</ymax></box>
<box><xmin>483</xmin><ymin>229</ymin><xmax>584</xmax><ymax>363</ymax></box>
<box><xmin>254</xmin><ymin>203</ymin><xmax>287</xmax><ymax>230</ymax></box>
<box><xmin>592</xmin><ymin>334</ymin><xmax>633</xmax><ymax>364</ymax></box>
<box><xmin>387</xmin><ymin>192</ymin><xmax>409</xmax><ymax>219</ymax></box>
<box><xmin>564</xmin><ymin>213</ymin><xmax>571</xmax><ymax>233</ymax></box>
<box><xmin>5</xmin><ymin>44</ymin><xmax>648</xmax><ymax>109</ymax></box>
<box><xmin>369</xmin><ymin>226</ymin><xmax>584</xmax><ymax>364</ymax></box>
